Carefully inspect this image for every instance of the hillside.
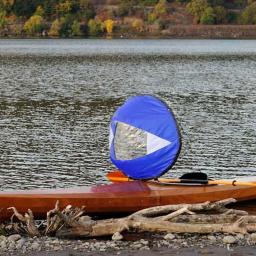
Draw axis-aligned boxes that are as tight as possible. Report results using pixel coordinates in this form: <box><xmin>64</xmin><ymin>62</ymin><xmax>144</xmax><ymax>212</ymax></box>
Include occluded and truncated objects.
<box><xmin>0</xmin><ymin>0</ymin><xmax>256</xmax><ymax>38</ymax></box>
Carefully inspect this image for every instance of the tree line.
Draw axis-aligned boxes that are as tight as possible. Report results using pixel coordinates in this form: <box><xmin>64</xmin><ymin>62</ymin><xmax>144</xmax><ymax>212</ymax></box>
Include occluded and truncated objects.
<box><xmin>0</xmin><ymin>0</ymin><xmax>255</xmax><ymax>37</ymax></box>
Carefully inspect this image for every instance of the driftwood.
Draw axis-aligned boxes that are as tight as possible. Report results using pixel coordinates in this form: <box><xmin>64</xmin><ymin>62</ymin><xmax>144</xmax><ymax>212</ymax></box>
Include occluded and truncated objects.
<box><xmin>6</xmin><ymin>198</ymin><xmax>256</xmax><ymax>238</ymax></box>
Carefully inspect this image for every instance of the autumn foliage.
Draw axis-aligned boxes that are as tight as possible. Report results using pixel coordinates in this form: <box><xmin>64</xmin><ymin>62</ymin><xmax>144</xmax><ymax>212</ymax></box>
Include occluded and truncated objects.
<box><xmin>23</xmin><ymin>15</ymin><xmax>43</xmax><ymax>35</ymax></box>
<box><xmin>0</xmin><ymin>0</ymin><xmax>255</xmax><ymax>37</ymax></box>
<box><xmin>104</xmin><ymin>19</ymin><xmax>114</xmax><ymax>34</ymax></box>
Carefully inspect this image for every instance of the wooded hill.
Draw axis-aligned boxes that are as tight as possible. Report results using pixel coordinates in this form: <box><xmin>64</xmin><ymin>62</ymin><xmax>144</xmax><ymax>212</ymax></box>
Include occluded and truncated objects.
<box><xmin>0</xmin><ymin>0</ymin><xmax>256</xmax><ymax>38</ymax></box>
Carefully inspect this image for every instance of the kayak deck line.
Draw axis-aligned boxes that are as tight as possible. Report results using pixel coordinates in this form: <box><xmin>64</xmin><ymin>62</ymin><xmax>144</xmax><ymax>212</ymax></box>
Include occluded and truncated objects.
<box><xmin>107</xmin><ymin>170</ymin><xmax>256</xmax><ymax>187</ymax></box>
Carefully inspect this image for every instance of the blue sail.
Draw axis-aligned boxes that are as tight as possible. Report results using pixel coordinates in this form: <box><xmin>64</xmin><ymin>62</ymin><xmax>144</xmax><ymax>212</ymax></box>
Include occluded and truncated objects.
<box><xmin>109</xmin><ymin>95</ymin><xmax>181</xmax><ymax>180</ymax></box>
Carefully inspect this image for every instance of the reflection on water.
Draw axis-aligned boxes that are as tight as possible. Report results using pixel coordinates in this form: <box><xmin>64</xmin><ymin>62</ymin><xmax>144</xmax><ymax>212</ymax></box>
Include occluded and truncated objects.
<box><xmin>0</xmin><ymin>39</ymin><xmax>255</xmax><ymax>190</ymax></box>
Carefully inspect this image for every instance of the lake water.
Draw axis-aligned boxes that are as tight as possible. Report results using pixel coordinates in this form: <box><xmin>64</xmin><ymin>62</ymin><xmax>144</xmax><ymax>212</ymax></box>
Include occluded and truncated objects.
<box><xmin>0</xmin><ymin>39</ymin><xmax>255</xmax><ymax>190</ymax></box>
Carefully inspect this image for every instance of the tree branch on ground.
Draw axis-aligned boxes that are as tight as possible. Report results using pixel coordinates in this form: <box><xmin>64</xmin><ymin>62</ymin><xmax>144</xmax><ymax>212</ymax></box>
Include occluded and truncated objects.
<box><xmin>6</xmin><ymin>198</ymin><xmax>256</xmax><ymax>239</ymax></box>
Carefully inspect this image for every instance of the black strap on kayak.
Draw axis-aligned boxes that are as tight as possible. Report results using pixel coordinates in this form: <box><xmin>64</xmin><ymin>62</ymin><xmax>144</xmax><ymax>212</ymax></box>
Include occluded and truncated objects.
<box><xmin>179</xmin><ymin>172</ymin><xmax>208</xmax><ymax>184</ymax></box>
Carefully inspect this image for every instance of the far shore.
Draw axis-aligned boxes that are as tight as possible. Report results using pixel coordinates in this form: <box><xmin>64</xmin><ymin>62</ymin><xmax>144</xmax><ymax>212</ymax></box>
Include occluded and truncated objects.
<box><xmin>1</xmin><ymin>25</ymin><xmax>256</xmax><ymax>40</ymax></box>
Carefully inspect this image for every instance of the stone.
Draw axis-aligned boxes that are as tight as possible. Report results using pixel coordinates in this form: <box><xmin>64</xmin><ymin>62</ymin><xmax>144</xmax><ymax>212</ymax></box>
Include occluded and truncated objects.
<box><xmin>106</xmin><ymin>241</ymin><xmax>116</xmax><ymax>248</ymax></box>
<box><xmin>51</xmin><ymin>239</ymin><xmax>60</xmax><ymax>244</ymax></box>
<box><xmin>8</xmin><ymin>241</ymin><xmax>16</xmax><ymax>250</ymax></box>
<box><xmin>161</xmin><ymin>240</ymin><xmax>170</xmax><ymax>246</ymax></box>
<box><xmin>0</xmin><ymin>240</ymin><xmax>7</xmax><ymax>249</ymax></box>
<box><xmin>208</xmin><ymin>235</ymin><xmax>216</xmax><ymax>242</ymax></box>
<box><xmin>130</xmin><ymin>243</ymin><xmax>143</xmax><ymax>249</ymax></box>
<box><xmin>8</xmin><ymin>234</ymin><xmax>21</xmax><ymax>242</ymax></box>
<box><xmin>139</xmin><ymin>246</ymin><xmax>150</xmax><ymax>250</ymax></box>
<box><xmin>250</xmin><ymin>233</ymin><xmax>256</xmax><ymax>240</ymax></box>
<box><xmin>0</xmin><ymin>236</ymin><xmax>6</xmax><ymax>242</ymax></box>
<box><xmin>16</xmin><ymin>239</ymin><xmax>26</xmax><ymax>249</ymax></box>
<box><xmin>250</xmin><ymin>233</ymin><xmax>256</xmax><ymax>242</ymax></box>
<box><xmin>94</xmin><ymin>242</ymin><xmax>102</xmax><ymax>249</ymax></box>
<box><xmin>236</xmin><ymin>233</ymin><xmax>244</xmax><ymax>240</ymax></box>
<box><xmin>140</xmin><ymin>239</ymin><xmax>149</xmax><ymax>245</ymax></box>
<box><xmin>22</xmin><ymin>247</ymin><xmax>27</xmax><ymax>254</ymax></box>
<box><xmin>112</xmin><ymin>232</ymin><xmax>123</xmax><ymax>241</ymax></box>
<box><xmin>31</xmin><ymin>241</ymin><xmax>40</xmax><ymax>251</ymax></box>
<box><xmin>182</xmin><ymin>241</ymin><xmax>188</xmax><ymax>246</ymax></box>
<box><xmin>53</xmin><ymin>246</ymin><xmax>61</xmax><ymax>251</ymax></box>
<box><xmin>164</xmin><ymin>233</ymin><xmax>175</xmax><ymax>240</ymax></box>
<box><xmin>223</xmin><ymin>236</ymin><xmax>236</xmax><ymax>244</ymax></box>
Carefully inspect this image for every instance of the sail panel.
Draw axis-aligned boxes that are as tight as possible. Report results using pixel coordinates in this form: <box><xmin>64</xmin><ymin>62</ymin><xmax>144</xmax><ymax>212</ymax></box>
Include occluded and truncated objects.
<box><xmin>109</xmin><ymin>95</ymin><xmax>181</xmax><ymax>179</ymax></box>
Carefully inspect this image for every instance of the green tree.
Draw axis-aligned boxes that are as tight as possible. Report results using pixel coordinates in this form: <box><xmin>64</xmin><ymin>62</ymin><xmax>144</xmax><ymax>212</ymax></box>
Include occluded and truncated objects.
<box><xmin>57</xmin><ymin>1</ymin><xmax>72</xmax><ymax>16</ymax></box>
<box><xmin>0</xmin><ymin>0</ymin><xmax>14</xmax><ymax>14</ymax></box>
<box><xmin>23</xmin><ymin>14</ymin><xmax>44</xmax><ymax>35</ymax></box>
<box><xmin>233</xmin><ymin>0</ymin><xmax>245</xmax><ymax>8</ymax></box>
<box><xmin>71</xmin><ymin>19</ymin><xmax>82</xmax><ymax>36</ymax></box>
<box><xmin>43</xmin><ymin>0</ymin><xmax>59</xmax><ymax>18</ymax></box>
<box><xmin>48</xmin><ymin>18</ymin><xmax>61</xmax><ymax>36</ymax></box>
<box><xmin>12</xmin><ymin>0</ymin><xmax>43</xmax><ymax>18</ymax></box>
<box><xmin>214</xmin><ymin>6</ymin><xmax>226</xmax><ymax>24</ymax></box>
<box><xmin>208</xmin><ymin>0</ymin><xmax>223</xmax><ymax>6</ymax></box>
<box><xmin>139</xmin><ymin>0</ymin><xmax>158</xmax><ymax>5</ymax></box>
<box><xmin>88</xmin><ymin>18</ymin><xmax>103</xmax><ymax>36</ymax></box>
<box><xmin>147</xmin><ymin>0</ymin><xmax>167</xmax><ymax>24</ymax></box>
<box><xmin>175</xmin><ymin>0</ymin><xmax>190</xmax><ymax>3</ymax></box>
<box><xmin>59</xmin><ymin>15</ymin><xmax>74</xmax><ymax>37</ymax></box>
<box><xmin>186</xmin><ymin>0</ymin><xmax>209</xmax><ymax>23</ymax></box>
<box><xmin>69</xmin><ymin>0</ymin><xmax>80</xmax><ymax>14</ymax></box>
<box><xmin>147</xmin><ymin>11</ymin><xmax>157</xmax><ymax>23</ymax></box>
<box><xmin>79</xmin><ymin>0</ymin><xmax>95</xmax><ymax>20</ymax></box>
<box><xmin>239</xmin><ymin>2</ymin><xmax>256</xmax><ymax>24</ymax></box>
<box><xmin>226</xmin><ymin>11</ymin><xmax>239</xmax><ymax>23</ymax></box>
<box><xmin>200</xmin><ymin>6</ymin><xmax>215</xmax><ymax>24</ymax></box>
<box><xmin>154</xmin><ymin>0</ymin><xmax>167</xmax><ymax>16</ymax></box>
<box><xmin>34</xmin><ymin>5</ymin><xmax>44</xmax><ymax>16</ymax></box>
<box><xmin>0</xmin><ymin>10</ymin><xmax>6</xmax><ymax>28</ymax></box>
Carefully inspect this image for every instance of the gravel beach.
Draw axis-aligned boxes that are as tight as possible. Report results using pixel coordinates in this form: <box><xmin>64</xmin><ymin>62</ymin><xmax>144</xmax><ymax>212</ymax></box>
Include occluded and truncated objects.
<box><xmin>1</xmin><ymin>232</ymin><xmax>256</xmax><ymax>256</ymax></box>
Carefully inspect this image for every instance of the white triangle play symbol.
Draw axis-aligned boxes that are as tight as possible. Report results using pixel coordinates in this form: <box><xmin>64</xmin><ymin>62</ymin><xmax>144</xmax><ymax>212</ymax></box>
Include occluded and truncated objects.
<box><xmin>147</xmin><ymin>132</ymin><xmax>171</xmax><ymax>154</ymax></box>
<box><xmin>112</xmin><ymin>121</ymin><xmax>172</xmax><ymax>159</ymax></box>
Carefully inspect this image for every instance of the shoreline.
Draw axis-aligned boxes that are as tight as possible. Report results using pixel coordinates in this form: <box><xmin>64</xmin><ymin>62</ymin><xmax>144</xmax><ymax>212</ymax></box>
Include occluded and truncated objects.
<box><xmin>1</xmin><ymin>232</ymin><xmax>256</xmax><ymax>256</ymax></box>
<box><xmin>1</xmin><ymin>25</ymin><xmax>256</xmax><ymax>40</ymax></box>
<box><xmin>27</xmin><ymin>246</ymin><xmax>256</xmax><ymax>256</ymax></box>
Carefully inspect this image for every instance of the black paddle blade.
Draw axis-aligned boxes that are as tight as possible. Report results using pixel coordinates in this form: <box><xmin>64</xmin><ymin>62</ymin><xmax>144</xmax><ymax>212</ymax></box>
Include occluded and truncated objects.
<box><xmin>179</xmin><ymin>172</ymin><xmax>208</xmax><ymax>184</ymax></box>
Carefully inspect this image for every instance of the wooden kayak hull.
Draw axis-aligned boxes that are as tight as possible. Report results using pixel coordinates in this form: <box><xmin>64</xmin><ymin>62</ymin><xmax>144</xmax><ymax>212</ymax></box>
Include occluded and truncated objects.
<box><xmin>1</xmin><ymin>180</ymin><xmax>256</xmax><ymax>220</ymax></box>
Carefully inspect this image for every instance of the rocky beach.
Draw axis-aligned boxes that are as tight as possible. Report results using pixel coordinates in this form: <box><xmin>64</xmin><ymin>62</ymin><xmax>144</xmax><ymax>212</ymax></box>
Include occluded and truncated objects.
<box><xmin>1</xmin><ymin>232</ymin><xmax>256</xmax><ymax>256</ymax></box>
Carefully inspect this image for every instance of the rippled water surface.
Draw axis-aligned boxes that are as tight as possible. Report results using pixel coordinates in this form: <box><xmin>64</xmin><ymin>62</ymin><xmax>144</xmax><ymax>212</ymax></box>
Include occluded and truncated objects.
<box><xmin>0</xmin><ymin>39</ymin><xmax>255</xmax><ymax>190</ymax></box>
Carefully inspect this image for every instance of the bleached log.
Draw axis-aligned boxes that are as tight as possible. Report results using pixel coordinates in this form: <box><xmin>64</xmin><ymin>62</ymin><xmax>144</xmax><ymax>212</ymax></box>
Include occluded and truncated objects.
<box><xmin>55</xmin><ymin>199</ymin><xmax>251</xmax><ymax>238</ymax></box>
<box><xmin>169</xmin><ymin>213</ymin><xmax>243</xmax><ymax>223</ymax></box>
<box><xmin>129</xmin><ymin>198</ymin><xmax>237</xmax><ymax>218</ymax></box>
<box><xmin>6</xmin><ymin>198</ymin><xmax>256</xmax><ymax>239</ymax></box>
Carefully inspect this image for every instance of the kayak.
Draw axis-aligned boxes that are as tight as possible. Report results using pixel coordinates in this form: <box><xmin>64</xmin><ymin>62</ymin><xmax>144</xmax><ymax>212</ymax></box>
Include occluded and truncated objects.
<box><xmin>1</xmin><ymin>176</ymin><xmax>256</xmax><ymax>220</ymax></box>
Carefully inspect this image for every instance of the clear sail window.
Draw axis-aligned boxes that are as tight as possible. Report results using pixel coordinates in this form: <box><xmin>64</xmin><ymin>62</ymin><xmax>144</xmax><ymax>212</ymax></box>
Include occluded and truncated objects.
<box><xmin>114</xmin><ymin>122</ymin><xmax>147</xmax><ymax>160</ymax></box>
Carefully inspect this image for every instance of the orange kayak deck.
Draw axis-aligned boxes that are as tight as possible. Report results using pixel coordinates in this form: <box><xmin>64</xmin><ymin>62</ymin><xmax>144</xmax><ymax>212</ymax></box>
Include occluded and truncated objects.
<box><xmin>1</xmin><ymin>181</ymin><xmax>256</xmax><ymax>220</ymax></box>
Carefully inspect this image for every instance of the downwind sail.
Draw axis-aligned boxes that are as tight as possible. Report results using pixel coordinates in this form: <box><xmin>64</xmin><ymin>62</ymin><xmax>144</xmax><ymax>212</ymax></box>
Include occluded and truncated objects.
<box><xmin>109</xmin><ymin>95</ymin><xmax>181</xmax><ymax>180</ymax></box>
